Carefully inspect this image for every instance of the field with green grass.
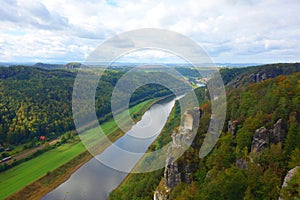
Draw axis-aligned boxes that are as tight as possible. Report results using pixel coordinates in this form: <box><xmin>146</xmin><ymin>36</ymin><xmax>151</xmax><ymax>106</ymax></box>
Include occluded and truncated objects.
<box><xmin>0</xmin><ymin>142</ymin><xmax>85</xmax><ymax>199</ymax></box>
<box><xmin>0</xmin><ymin>99</ymin><xmax>157</xmax><ymax>199</ymax></box>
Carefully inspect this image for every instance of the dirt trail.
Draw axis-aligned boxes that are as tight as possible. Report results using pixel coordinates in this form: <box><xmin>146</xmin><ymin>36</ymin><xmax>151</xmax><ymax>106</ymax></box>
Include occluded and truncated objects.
<box><xmin>3</xmin><ymin>138</ymin><xmax>60</xmax><ymax>164</ymax></box>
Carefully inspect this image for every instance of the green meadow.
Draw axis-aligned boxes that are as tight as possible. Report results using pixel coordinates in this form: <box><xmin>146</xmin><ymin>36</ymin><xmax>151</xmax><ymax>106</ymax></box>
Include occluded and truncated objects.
<box><xmin>0</xmin><ymin>99</ymin><xmax>156</xmax><ymax>199</ymax></box>
<box><xmin>0</xmin><ymin>142</ymin><xmax>85</xmax><ymax>199</ymax></box>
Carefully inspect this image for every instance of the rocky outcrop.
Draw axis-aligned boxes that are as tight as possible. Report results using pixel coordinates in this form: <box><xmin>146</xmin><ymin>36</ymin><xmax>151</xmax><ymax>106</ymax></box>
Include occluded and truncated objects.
<box><xmin>164</xmin><ymin>158</ymin><xmax>193</xmax><ymax>189</ymax></box>
<box><xmin>154</xmin><ymin>110</ymin><xmax>197</xmax><ymax>200</ymax></box>
<box><xmin>231</xmin><ymin>71</ymin><xmax>271</xmax><ymax>88</ymax></box>
<box><xmin>224</xmin><ymin>63</ymin><xmax>300</xmax><ymax>89</ymax></box>
<box><xmin>251</xmin><ymin>127</ymin><xmax>269</xmax><ymax>153</ymax></box>
<box><xmin>279</xmin><ymin>166</ymin><xmax>300</xmax><ymax>200</ymax></box>
<box><xmin>164</xmin><ymin>160</ymin><xmax>181</xmax><ymax>189</ymax></box>
<box><xmin>271</xmin><ymin>119</ymin><xmax>287</xmax><ymax>144</ymax></box>
<box><xmin>251</xmin><ymin>119</ymin><xmax>287</xmax><ymax>153</ymax></box>
<box><xmin>281</xmin><ymin>166</ymin><xmax>299</xmax><ymax>188</ymax></box>
<box><xmin>164</xmin><ymin>127</ymin><xmax>194</xmax><ymax>189</ymax></box>
<box><xmin>154</xmin><ymin>189</ymin><xmax>169</xmax><ymax>200</ymax></box>
<box><xmin>235</xmin><ymin>158</ymin><xmax>248</xmax><ymax>169</ymax></box>
<box><xmin>228</xmin><ymin>120</ymin><xmax>239</xmax><ymax>135</ymax></box>
<box><xmin>248</xmin><ymin>72</ymin><xmax>268</xmax><ymax>83</ymax></box>
<box><xmin>64</xmin><ymin>62</ymin><xmax>83</xmax><ymax>69</ymax></box>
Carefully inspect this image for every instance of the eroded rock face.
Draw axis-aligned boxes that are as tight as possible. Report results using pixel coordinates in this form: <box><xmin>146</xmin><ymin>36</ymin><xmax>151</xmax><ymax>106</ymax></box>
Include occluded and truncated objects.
<box><xmin>251</xmin><ymin>127</ymin><xmax>269</xmax><ymax>153</ymax></box>
<box><xmin>164</xmin><ymin>128</ymin><xmax>194</xmax><ymax>189</ymax></box>
<box><xmin>154</xmin><ymin>190</ymin><xmax>169</xmax><ymax>200</ymax></box>
<box><xmin>279</xmin><ymin>166</ymin><xmax>300</xmax><ymax>200</ymax></box>
<box><xmin>154</xmin><ymin>110</ymin><xmax>197</xmax><ymax>200</ymax></box>
<box><xmin>164</xmin><ymin>160</ymin><xmax>181</xmax><ymax>189</ymax></box>
<box><xmin>271</xmin><ymin>119</ymin><xmax>287</xmax><ymax>144</ymax></box>
<box><xmin>235</xmin><ymin>158</ymin><xmax>248</xmax><ymax>169</ymax></box>
<box><xmin>282</xmin><ymin>166</ymin><xmax>299</xmax><ymax>188</ymax></box>
<box><xmin>251</xmin><ymin>119</ymin><xmax>286</xmax><ymax>153</ymax></box>
<box><xmin>228</xmin><ymin>120</ymin><xmax>239</xmax><ymax>135</ymax></box>
<box><xmin>249</xmin><ymin>72</ymin><xmax>268</xmax><ymax>83</ymax></box>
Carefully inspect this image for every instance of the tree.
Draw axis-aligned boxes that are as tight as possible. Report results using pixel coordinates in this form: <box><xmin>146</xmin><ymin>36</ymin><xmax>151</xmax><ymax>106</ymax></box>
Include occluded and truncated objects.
<box><xmin>288</xmin><ymin>148</ymin><xmax>300</xmax><ymax>168</ymax></box>
<box><xmin>285</xmin><ymin>123</ymin><xmax>300</xmax><ymax>155</ymax></box>
<box><xmin>236</xmin><ymin>127</ymin><xmax>253</xmax><ymax>156</ymax></box>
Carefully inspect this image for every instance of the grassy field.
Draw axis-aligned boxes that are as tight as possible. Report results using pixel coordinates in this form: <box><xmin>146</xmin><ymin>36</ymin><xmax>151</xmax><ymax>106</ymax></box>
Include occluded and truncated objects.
<box><xmin>80</xmin><ymin>99</ymin><xmax>156</xmax><ymax>149</ymax></box>
<box><xmin>0</xmin><ymin>142</ymin><xmax>85</xmax><ymax>199</ymax></box>
<box><xmin>0</xmin><ymin>99</ymin><xmax>157</xmax><ymax>200</ymax></box>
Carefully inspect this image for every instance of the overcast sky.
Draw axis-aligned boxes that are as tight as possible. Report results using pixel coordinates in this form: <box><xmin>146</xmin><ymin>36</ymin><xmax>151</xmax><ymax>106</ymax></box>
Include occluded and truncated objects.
<box><xmin>0</xmin><ymin>0</ymin><xmax>299</xmax><ymax>64</ymax></box>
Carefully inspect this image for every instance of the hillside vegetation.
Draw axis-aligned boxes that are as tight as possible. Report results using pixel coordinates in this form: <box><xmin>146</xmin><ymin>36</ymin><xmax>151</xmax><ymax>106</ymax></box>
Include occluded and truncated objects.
<box><xmin>109</xmin><ymin>63</ymin><xmax>300</xmax><ymax>200</ymax></box>
<box><xmin>0</xmin><ymin>66</ymin><xmax>175</xmax><ymax>146</ymax></box>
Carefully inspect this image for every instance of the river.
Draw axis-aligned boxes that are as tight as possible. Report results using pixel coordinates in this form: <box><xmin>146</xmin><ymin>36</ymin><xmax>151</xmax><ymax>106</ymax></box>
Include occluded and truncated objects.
<box><xmin>42</xmin><ymin>98</ymin><xmax>177</xmax><ymax>200</ymax></box>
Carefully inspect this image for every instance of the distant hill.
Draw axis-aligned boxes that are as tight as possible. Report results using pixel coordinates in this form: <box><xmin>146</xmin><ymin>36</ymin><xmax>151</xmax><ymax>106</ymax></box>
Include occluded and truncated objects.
<box><xmin>220</xmin><ymin>62</ymin><xmax>300</xmax><ymax>87</ymax></box>
<box><xmin>64</xmin><ymin>62</ymin><xmax>83</xmax><ymax>69</ymax></box>
<box><xmin>33</xmin><ymin>62</ymin><xmax>64</xmax><ymax>69</ymax></box>
<box><xmin>32</xmin><ymin>62</ymin><xmax>85</xmax><ymax>69</ymax></box>
<box><xmin>0</xmin><ymin>65</ymin><xmax>74</xmax><ymax>79</ymax></box>
<box><xmin>0</xmin><ymin>62</ymin><xmax>11</xmax><ymax>67</ymax></box>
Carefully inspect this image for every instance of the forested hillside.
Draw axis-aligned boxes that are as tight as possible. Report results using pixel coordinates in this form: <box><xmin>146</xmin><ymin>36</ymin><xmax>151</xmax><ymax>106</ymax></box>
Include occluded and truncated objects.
<box><xmin>109</xmin><ymin>63</ymin><xmax>300</xmax><ymax>200</ymax></box>
<box><xmin>220</xmin><ymin>62</ymin><xmax>300</xmax><ymax>87</ymax></box>
<box><xmin>169</xmin><ymin>71</ymin><xmax>300</xmax><ymax>200</ymax></box>
<box><xmin>0</xmin><ymin>66</ymin><xmax>174</xmax><ymax>145</ymax></box>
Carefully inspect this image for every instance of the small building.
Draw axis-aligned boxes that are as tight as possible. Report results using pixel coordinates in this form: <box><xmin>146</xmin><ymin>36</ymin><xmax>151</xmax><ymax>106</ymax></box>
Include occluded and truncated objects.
<box><xmin>39</xmin><ymin>136</ymin><xmax>46</xmax><ymax>141</ymax></box>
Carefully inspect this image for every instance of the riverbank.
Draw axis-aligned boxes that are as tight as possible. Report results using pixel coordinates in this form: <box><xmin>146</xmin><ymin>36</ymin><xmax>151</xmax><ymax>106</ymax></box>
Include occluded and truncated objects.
<box><xmin>108</xmin><ymin>100</ymin><xmax>181</xmax><ymax>200</ymax></box>
<box><xmin>1</xmin><ymin>98</ymin><xmax>160</xmax><ymax>200</ymax></box>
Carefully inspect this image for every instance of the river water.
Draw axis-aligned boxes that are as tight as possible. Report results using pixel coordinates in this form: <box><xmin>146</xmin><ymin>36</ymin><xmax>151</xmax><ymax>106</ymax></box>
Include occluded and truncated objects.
<box><xmin>42</xmin><ymin>98</ymin><xmax>176</xmax><ymax>200</ymax></box>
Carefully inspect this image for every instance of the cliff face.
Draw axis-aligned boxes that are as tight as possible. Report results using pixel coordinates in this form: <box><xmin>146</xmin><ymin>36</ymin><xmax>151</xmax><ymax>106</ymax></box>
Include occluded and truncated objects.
<box><xmin>251</xmin><ymin>119</ymin><xmax>287</xmax><ymax>153</ymax></box>
<box><xmin>231</xmin><ymin>71</ymin><xmax>271</xmax><ymax>88</ymax></box>
<box><xmin>164</xmin><ymin>159</ymin><xmax>181</xmax><ymax>189</ymax></box>
<box><xmin>154</xmin><ymin>190</ymin><xmax>168</xmax><ymax>200</ymax></box>
<box><xmin>154</xmin><ymin>110</ymin><xmax>198</xmax><ymax>200</ymax></box>
<box><xmin>234</xmin><ymin>119</ymin><xmax>286</xmax><ymax>170</ymax></box>
<box><xmin>279</xmin><ymin>166</ymin><xmax>300</xmax><ymax>200</ymax></box>
<box><xmin>228</xmin><ymin>120</ymin><xmax>239</xmax><ymax>135</ymax></box>
<box><xmin>164</xmin><ymin>151</ymin><xmax>194</xmax><ymax>189</ymax></box>
<box><xmin>222</xmin><ymin>63</ymin><xmax>300</xmax><ymax>89</ymax></box>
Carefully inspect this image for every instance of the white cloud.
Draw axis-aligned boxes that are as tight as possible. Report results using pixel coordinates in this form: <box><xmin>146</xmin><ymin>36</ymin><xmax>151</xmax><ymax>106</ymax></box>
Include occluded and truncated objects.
<box><xmin>0</xmin><ymin>0</ymin><xmax>299</xmax><ymax>63</ymax></box>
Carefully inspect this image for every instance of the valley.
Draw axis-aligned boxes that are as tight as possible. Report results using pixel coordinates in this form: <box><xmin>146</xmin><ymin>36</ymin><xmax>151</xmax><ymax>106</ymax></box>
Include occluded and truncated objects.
<box><xmin>0</xmin><ymin>63</ymin><xmax>300</xmax><ymax>200</ymax></box>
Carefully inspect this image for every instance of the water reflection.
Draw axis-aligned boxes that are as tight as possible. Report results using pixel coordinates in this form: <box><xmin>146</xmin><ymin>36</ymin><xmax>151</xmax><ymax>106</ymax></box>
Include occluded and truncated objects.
<box><xmin>42</xmin><ymin>99</ymin><xmax>175</xmax><ymax>200</ymax></box>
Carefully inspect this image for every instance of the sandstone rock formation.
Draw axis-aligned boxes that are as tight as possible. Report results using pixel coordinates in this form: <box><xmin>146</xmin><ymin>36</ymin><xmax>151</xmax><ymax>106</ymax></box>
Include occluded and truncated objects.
<box><xmin>154</xmin><ymin>110</ymin><xmax>197</xmax><ymax>200</ymax></box>
<box><xmin>228</xmin><ymin>120</ymin><xmax>239</xmax><ymax>135</ymax></box>
<box><xmin>279</xmin><ymin>166</ymin><xmax>300</xmax><ymax>200</ymax></box>
<box><xmin>235</xmin><ymin>158</ymin><xmax>248</xmax><ymax>169</ymax></box>
<box><xmin>251</xmin><ymin>119</ymin><xmax>286</xmax><ymax>153</ymax></box>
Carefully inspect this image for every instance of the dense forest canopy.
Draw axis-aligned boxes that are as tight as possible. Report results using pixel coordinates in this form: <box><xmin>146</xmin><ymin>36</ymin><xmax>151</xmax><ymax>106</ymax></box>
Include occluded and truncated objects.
<box><xmin>0</xmin><ymin>66</ymin><xmax>178</xmax><ymax>145</ymax></box>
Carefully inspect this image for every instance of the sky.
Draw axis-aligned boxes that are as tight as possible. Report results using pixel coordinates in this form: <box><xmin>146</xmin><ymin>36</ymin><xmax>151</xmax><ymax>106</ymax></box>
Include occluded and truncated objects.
<box><xmin>0</xmin><ymin>0</ymin><xmax>299</xmax><ymax>64</ymax></box>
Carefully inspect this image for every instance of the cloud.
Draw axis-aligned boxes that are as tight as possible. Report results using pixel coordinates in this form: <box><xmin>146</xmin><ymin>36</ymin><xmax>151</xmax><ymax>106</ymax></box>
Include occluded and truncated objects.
<box><xmin>0</xmin><ymin>0</ymin><xmax>69</xmax><ymax>30</ymax></box>
<box><xmin>0</xmin><ymin>0</ymin><xmax>299</xmax><ymax>63</ymax></box>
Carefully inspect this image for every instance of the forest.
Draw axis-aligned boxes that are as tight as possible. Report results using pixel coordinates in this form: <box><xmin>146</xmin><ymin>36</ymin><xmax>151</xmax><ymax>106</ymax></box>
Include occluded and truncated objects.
<box><xmin>0</xmin><ymin>66</ymin><xmax>177</xmax><ymax>146</ymax></box>
<box><xmin>109</xmin><ymin>63</ymin><xmax>300</xmax><ymax>200</ymax></box>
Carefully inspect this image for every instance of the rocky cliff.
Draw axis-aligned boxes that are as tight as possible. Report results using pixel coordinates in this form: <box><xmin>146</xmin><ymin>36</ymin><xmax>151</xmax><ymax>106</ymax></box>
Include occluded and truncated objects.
<box><xmin>279</xmin><ymin>166</ymin><xmax>300</xmax><ymax>200</ymax></box>
<box><xmin>228</xmin><ymin>120</ymin><xmax>239</xmax><ymax>135</ymax></box>
<box><xmin>235</xmin><ymin>119</ymin><xmax>287</xmax><ymax>170</ymax></box>
<box><xmin>221</xmin><ymin>63</ymin><xmax>300</xmax><ymax>88</ymax></box>
<box><xmin>251</xmin><ymin>119</ymin><xmax>287</xmax><ymax>153</ymax></box>
<box><xmin>154</xmin><ymin>110</ymin><xmax>198</xmax><ymax>200</ymax></box>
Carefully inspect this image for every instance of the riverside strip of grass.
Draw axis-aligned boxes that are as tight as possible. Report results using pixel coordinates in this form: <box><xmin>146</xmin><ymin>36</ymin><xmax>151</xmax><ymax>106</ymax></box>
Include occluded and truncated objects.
<box><xmin>0</xmin><ymin>142</ymin><xmax>85</xmax><ymax>199</ymax></box>
<box><xmin>0</xmin><ymin>99</ymin><xmax>157</xmax><ymax>200</ymax></box>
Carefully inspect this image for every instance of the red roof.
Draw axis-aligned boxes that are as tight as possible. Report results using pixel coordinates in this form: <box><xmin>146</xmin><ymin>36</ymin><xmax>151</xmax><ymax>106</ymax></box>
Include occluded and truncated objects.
<box><xmin>39</xmin><ymin>136</ymin><xmax>46</xmax><ymax>140</ymax></box>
